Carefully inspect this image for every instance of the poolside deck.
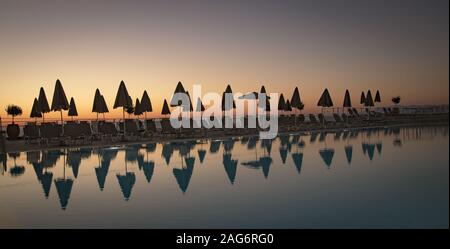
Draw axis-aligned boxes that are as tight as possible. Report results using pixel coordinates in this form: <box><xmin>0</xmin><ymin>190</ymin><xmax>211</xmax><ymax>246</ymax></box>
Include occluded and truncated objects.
<box><xmin>1</xmin><ymin>113</ymin><xmax>448</xmax><ymax>153</ymax></box>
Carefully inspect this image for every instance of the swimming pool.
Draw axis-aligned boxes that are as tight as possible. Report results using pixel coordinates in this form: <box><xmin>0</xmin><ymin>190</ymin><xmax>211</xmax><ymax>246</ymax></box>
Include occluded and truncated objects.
<box><xmin>0</xmin><ymin>125</ymin><xmax>448</xmax><ymax>228</ymax></box>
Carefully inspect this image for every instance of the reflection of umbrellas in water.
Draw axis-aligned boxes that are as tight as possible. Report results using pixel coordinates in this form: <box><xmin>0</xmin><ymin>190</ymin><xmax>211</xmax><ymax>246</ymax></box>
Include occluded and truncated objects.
<box><xmin>291</xmin><ymin>153</ymin><xmax>303</xmax><ymax>174</ymax></box>
<box><xmin>334</xmin><ymin>131</ymin><xmax>342</xmax><ymax>141</ymax></box>
<box><xmin>319</xmin><ymin>132</ymin><xmax>327</xmax><ymax>142</ymax></box>
<box><xmin>0</xmin><ymin>153</ymin><xmax>6</xmax><ymax>175</ymax></box>
<box><xmin>67</xmin><ymin>150</ymin><xmax>82</xmax><ymax>178</ymax></box>
<box><xmin>247</xmin><ymin>136</ymin><xmax>259</xmax><ymax>150</ymax></box>
<box><xmin>54</xmin><ymin>152</ymin><xmax>74</xmax><ymax>210</ymax></box>
<box><xmin>261</xmin><ymin>139</ymin><xmax>273</xmax><ymax>155</ymax></box>
<box><xmin>222</xmin><ymin>139</ymin><xmax>235</xmax><ymax>153</ymax></box>
<box><xmin>141</xmin><ymin>160</ymin><xmax>155</xmax><ymax>183</ymax></box>
<box><xmin>279</xmin><ymin>135</ymin><xmax>289</xmax><ymax>147</ymax></box>
<box><xmin>366</xmin><ymin>144</ymin><xmax>376</xmax><ymax>161</ymax></box>
<box><xmin>197</xmin><ymin>149</ymin><xmax>206</xmax><ymax>163</ymax></box>
<box><xmin>319</xmin><ymin>149</ymin><xmax>335</xmax><ymax>169</ymax></box>
<box><xmin>161</xmin><ymin>143</ymin><xmax>174</xmax><ymax>165</ymax></box>
<box><xmin>94</xmin><ymin>148</ymin><xmax>118</xmax><ymax>191</ymax></box>
<box><xmin>279</xmin><ymin>147</ymin><xmax>288</xmax><ymax>164</ymax></box>
<box><xmin>241</xmin><ymin>156</ymin><xmax>272</xmax><ymax>179</ymax></box>
<box><xmin>344</xmin><ymin>146</ymin><xmax>353</xmax><ymax>164</ymax></box>
<box><xmin>173</xmin><ymin>159</ymin><xmax>194</xmax><ymax>194</ymax></box>
<box><xmin>125</xmin><ymin>144</ymin><xmax>141</xmax><ymax>162</ymax></box>
<box><xmin>223</xmin><ymin>154</ymin><xmax>238</xmax><ymax>184</ymax></box>
<box><xmin>260</xmin><ymin>156</ymin><xmax>272</xmax><ymax>178</ymax></box>
<box><xmin>40</xmin><ymin>171</ymin><xmax>53</xmax><ymax>198</ymax></box>
<box><xmin>116</xmin><ymin>172</ymin><xmax>136</xmax><ymax>201</ymax></box>
<box><xmin>209</xmin><ymin>140</ymin><xmax>221</xmax><ymax>154</ymax></box>
<box><xmin>376</xmin><ymin>143</ymin><xmax>382</xmax><ymax>155</ymax></box>
<box><xmin>146</xmin><ymin>142</ymin><xmax>157</xmax><ymax>153</ymax></box>
<box><xmin>55</xmin><ymin>178</ymin><xmax>73</xmax><ymax>210</ymax></box>
<box><xmin>41</xmin><ymin>150</ymin><xmax>62</xmax><ymax>168</ymax></box>
<box><xmin>310</xmin><ymin>132</ymin><xmax>319</xmax><ymax>143</ymax></box>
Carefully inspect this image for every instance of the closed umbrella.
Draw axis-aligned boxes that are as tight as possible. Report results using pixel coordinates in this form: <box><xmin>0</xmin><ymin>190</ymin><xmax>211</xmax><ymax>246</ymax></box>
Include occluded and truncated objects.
<box><xmin>365</xmin><ymin>90</ymin><xmax>374</xmax><ymax>107</ymax></box>
<box><xmin>140</xmin><ymin>90</ymin><xmax>153</xmax><ymax>120</ymax></box>
<box><xmin>30</xmin><ymin>98</ymin><xmax>42</xmax><ymax>122</ymax></box>
<box><xmin>134</xmin><ymin>98</ymin><xmax>143</xmax><ymax>117</ymax></box>
<box><xmin>161</xmin><ymin>99</ymin><xmax>171</xmax><ymax>116</ymax></box>
<box><xmin>374</xmin><ymin>90</ymin><xmax>381</xmax><ymax>104</ymax></box>
<box><xmin>113</xmin><ymin>81</ymin><xmax>131</xmax><ymax>135</ymax></box>
<box><xmin>221</xmin><ymin>84</ymin><xmax>236</xmax><ymax>111</ymax></box>
<box><xmin>38</xmin><ymin>87</ymin><xmax>50</xmax><ymax>122</ymax></box>
<box><xmin>360</xmin><ymin>91</ymin><xmax>366</xmax><ymax>105</ymax></box>
<box><xmin>68</xmin><ymin>98</ymin><xmax>78</xmax><ymax>121</ymax></box>
<box><xmin>317</xmin><ymin>88</ymin><xmax>334</xmax><ymax>125</ymax></box>
<box><xmin>170</xmin><ymin>81</ymin><xmax>186</xmax><ymax>107</ymax></box>
<box><xmin>343</xmin><ymin>89</ymin><xmax>352</xmax><ymax>122</ymax></box>
<box><xmin>98</xmin><ymin>95</ymin><xmax>109</xmax><ymax>120</ymax></box>
<box><xmin>195</xmin><ymin>97</ymin><xmax>205</xmax><ymax>112</ymax></box>
<box><xmin>284</xmin><ymin>100</ymin><xmax>292</xmax><ymax>112</ymax></box>
<box><xmin>51</xmin><ymin>79</ymin><xmax>69</xmax><ymax>124</ymax></box>
<box><xmin>278</xmin><ymin>94</ymin><xmax>286</xmax><ymax>115</ymax></box>
<box><xmin>291</xmin><ymin>87</ymin><xmax>302</xmax><ymax>110</ymax></box>
<box><xmin>92</xmin><ymin>89</ymin><xmax>102</xmax><ymax>120</ymax></box>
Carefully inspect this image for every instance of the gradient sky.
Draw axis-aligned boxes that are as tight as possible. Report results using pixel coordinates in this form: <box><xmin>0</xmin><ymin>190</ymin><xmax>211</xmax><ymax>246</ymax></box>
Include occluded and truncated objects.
<box><xmin>0</xmin><ymin>0</ymin><xmax>448</xmax><ymax>119</ymax></box>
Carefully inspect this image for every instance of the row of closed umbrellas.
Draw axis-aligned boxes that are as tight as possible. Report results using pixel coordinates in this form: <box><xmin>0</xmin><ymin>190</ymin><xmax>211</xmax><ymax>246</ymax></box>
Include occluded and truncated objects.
<box><xmin>30</xmin><ymin>80</ymin><xmax>382</xmax><ymax>125</ymax></box>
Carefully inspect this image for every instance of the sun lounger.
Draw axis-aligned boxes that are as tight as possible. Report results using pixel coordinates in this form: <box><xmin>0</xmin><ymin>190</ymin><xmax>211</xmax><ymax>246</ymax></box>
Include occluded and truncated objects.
<box><xmin>39</xmin><ymin>123</ymin><xmax>63</xmax><ymax>146</ymax></box>
<box><xmin>23</xmin><ymin>123</ymin><xmax>40</xmax><ymax>144</ymax></box>
<box><xmin>309</xmin><ymin>114</ymin><xmax>319</xmax><ymax>124</ymax></box>
<box><xmin>161</xmin><ymin>118</ymin><xmax>177</xmax><ymax>135</ymax></box>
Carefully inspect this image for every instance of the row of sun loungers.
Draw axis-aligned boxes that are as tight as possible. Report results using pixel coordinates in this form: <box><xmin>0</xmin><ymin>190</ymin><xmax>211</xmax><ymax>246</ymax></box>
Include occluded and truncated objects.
<box><xmin>17</xmin><ymin>107</ymin><xmax>444</xmax><ymax>146</ymax></box>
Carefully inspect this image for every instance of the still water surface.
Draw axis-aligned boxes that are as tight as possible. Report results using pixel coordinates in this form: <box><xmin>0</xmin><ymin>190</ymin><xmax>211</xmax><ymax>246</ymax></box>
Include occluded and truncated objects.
<box><xmin>0</xmin><ymin>125</ymin><xmax>448</xmax><ymax>228</ymax></box>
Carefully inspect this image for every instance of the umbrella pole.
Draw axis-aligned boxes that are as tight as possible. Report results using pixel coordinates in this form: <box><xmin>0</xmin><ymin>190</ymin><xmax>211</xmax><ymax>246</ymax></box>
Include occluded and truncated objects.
<box><xmin>123</xmin><ymin>107</ymin><xmax>126</xmax><ymax>137</ymax></box>
<box><xmin>60</xmin><ymin>110</ymin><xmax>63</xmax><ymax>125</ymax></box>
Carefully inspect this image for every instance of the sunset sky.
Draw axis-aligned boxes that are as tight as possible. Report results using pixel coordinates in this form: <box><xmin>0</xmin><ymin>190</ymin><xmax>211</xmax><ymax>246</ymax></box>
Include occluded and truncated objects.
<box><xmin>0</xmin><ymin>0</ymin><xmax>448</xmax><ymax>120</ymax></box>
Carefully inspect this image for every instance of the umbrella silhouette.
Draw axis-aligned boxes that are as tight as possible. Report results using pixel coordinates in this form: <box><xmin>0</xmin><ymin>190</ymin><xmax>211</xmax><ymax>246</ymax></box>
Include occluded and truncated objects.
<box><xmin>116</xmin><ymin>172</ymin><xmax>136</xmax><ymax>201</ymax></box>
<box><xmin>284</xmin><ymin>100</ymin><xmax>292</xmax><ymax>111</ymax></box>
<box><xmin>173</xmin><ymin>158</ymin><xmax>194</xmax><ymax>194</ymax></box>
<box><xmin>319</xmin><ymin>148</ymin><xmax>335</xmax><ymax>169</ymax></box>
<box><xmin>317</xmin><ymin>88</ymin><xmax>334</xmax><ymax>119</ymax></box>
<box><xmin>291</xmin><ymin>153</ymin><xmax>303</xmax><ymax>174</ymax></box>
<box><xmin>365</xmin><ymin>90</ymin><xmax>374</xmax><ymax>107</ymax></box>
<box><xmin>278</xmin><ymin>93</ymin><xmax>286</xmax><ymax>113</ymax></box>
<box><xmin>113</xmin><ymin>81</ymin><xmax>132</xmax><ymax>135</ymax></box>
<box><xmin>67</xmin><ymin>150</ymin><xmax>82</xmax><ymax>178</ymax></box>
<box><xmin>195</xmin><ymin>97</ymin><xmax>205</xmax><ymax>112</ymax></box>
<box><xmin>161</xmin><ymin>143</ymin><xmax>173</xmax><ymax>165</ymax></box>
<box><xmin>170</xmin><ymin>81</ymin><xmax>186</xmax><ymax>107</ymax></box>
<box><xmin>54</xmin><ymin>153</ymin><xmax>74</xmax><ymax>210</ymax></box>
<box><xmin>360</xmin><ymin>91</ymin><xmax>366</xmax><ymax>105</ymax></box>
<box><xmin>279</xmin><ymin>147</ymin><xmax>288</xmax><ymax>164</ymax></box>
<box><xmin>376</xmin><ymin>143</ymin><xmax>382</xmax><ymax>155</ymax></box>
<box><xmin>134</xmin><ymin>98</ymin><xmax>143</xmax><ymax>117</ymax></box>
<box><xmin>161</xmin><ymin>99</ymin><xmax>171</xmax><ymax>116</ymax></box>
<box><xmin>261</xmin><ymin>139</ymin><xmax>273</xmax><ymax>155</ymax></box>
<box><xmin>291</xmin><ymin>87</ymin><xmax>302</xmax><ymax>110</ymax></box>
<box><xmin>310</xmin><ymin>132</ymin><xmax>319</xmax><ymax>143</ymax></box>
<box><xmin>38</xmin><ymin>87</ymin><xmax>51</xmax><ymax>122</ymax></box>
<box><xmin>146</xmin><ymin>142</ymin><xmax>157</xmax><ymax>152</ymax></box>
<box><xmin>343</xmin><ymin>90</ymin><xmax>352</xmax><ymax>108</ymax></box>
<box><xmin>95</xmin><ymin>157</ymin><xmax>110</xmax><ymax>191</ymax></box>
<box><xmin>68</xmin><ymin>97</ymin><xmax>78</xmax><ymax>121</ymax></box>
<box><xmin>209</xmin><ymin>140</ymin><xmax>221</xmax><ymax>154</ymax></box>
<box><xmin>197</xmin><ymin>149</ymin><xmax>206</xmax><ymax>163</ymax></box>
<box><xmin>221</xmin><ymin>84</ymin><xmax>236</xmax><ymax>113</ymax></box>
<box><xmin>40</xmin><ymin>171</ymin><xmax>53</xmax><ymax>198</ymax></box>
<box><xmin>223</xmin><ymin>154</ymin><xmax>238</xmax><ymax>184</ymax></box>
<box><xmin>92</xmin><ymin>89</ymin><xmax>102</xmax><ymax>120</ymax></box>
<box><xmin>138</xmin><ymin>150</ymin><xmax>155</xmax><ymax>183</ymax></box>
<box><xmin>222</xmin><ymin>138</ymin><xmax>235</xmax><ymax>153</ymax></box>
<box><xmin>140</xmin><ymin>90</ymin><xmax>153</xmax><ymax>120</ymax></box>
<box><xmin>51</xmin><ymin>79</ymin><xmax>70</xmax><ymax>124</ymax></box>
<box><xmin>366</xmin><ymin>144</ymin><xmax>376</xmax><ymax>160</ymax></box>
<box><xmin>374</xmin><ymin>90</ymin><xmax>381</xmax><ymax>103</ymax></box>
<box><xmin>30</xmin><ymin>98</ymin><xmax>42</xmax><ymax>122</ymax></box>
<box><xmin>344</xmin><ymin>146</ymin><xmax>353</xmax><ymax>164</ymax></box>
<box><xmin>260</xmin><ymin>156</ymin><xmax>272</xmax><ymax>178</ymax></box>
